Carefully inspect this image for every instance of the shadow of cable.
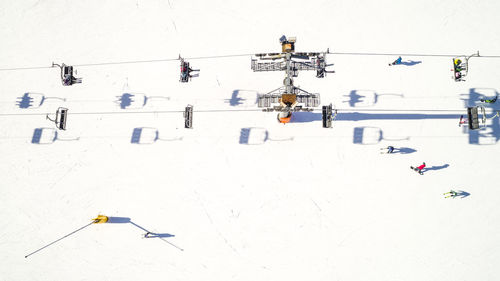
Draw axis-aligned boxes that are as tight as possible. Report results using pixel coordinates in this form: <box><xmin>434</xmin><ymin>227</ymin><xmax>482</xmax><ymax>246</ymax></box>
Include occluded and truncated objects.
<box><xmin>338</xmin><ymin>112</ymin><xmax>461</xmax><ymax>121</ymax></box>
<box><xmin>290</xmin><ymin>112</ymin><xmax>322</xmax><ymax>123</ymax></box>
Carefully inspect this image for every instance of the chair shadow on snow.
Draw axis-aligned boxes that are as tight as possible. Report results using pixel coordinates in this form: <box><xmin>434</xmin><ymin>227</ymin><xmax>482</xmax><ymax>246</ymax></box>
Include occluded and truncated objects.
<box><xmin>17</xmin><ymin>92</ymin><xmax>65</xmax><ymax>109</ymax></box>
<box><xmin>239</xmin><ymin>127</ymin><xmax>294</xmax><ymax>144</ymax></box>
<box><xmin>31</xmin><ymin>128</ymin><xmax>79</xmax><ymax>144</ymax></box>
<box><xmin>343</xmin><ymin>90</ymin><xmax>404</xmax><ymax>107</ymax></box>
<box><xmin>131</xmin><ymin>127</ymin><xmax>183</xmax><ymax>144</ymax></box>
<box><xmin>336</xmin><ymin>89</ymin><xmax>500</xmax><ymax>145</ymax></box>
<box><xmin>116</xmin><ymin>93</ymin><xmax>170</xmax><ymax>109</ymax></box>
<box><xmin>225</xmin><ymin>89</ymin><xmax>258</xmax><ymax>107</ymax></box>
<box><xmin>226</xmin><ymin>90</ymin><xmax>245</xmax><ymax>106</ymax></box>
<box><xmin>353</xmin><ymin>126</ymin><xmax>409</xmax><ymax>145</ymax></box>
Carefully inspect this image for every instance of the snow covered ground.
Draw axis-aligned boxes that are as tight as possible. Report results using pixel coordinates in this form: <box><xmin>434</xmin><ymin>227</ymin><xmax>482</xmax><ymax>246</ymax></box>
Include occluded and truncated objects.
<box><xmin>1</xmin><ymin>0</ymin><xmax>500</xmax><ymax>280</ymax></box>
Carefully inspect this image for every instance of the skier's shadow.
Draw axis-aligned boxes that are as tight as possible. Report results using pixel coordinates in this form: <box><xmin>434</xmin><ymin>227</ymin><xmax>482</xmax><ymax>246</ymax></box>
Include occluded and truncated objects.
<box><xmin>422</xmin><ymin>164</ymin><xmax>449</xmax><ymax>173</ymax></box>
<box><xmin>400</xmin><ymin>60</ymin><xmax>422</xmax><ymax>66</ymax></box>
<box><xmin>392</xmin><ymin>147</ymin><xmax>417</xmax><ymax>154</ymax></box>
<box><xmin>455</xmin><ymin>190</ymin><xmax>471</xmax><ymax>199</ymax></box>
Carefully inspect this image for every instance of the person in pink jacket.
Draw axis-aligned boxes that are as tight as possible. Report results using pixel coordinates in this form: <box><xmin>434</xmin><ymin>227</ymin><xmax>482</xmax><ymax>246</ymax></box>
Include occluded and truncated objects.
<box><xmin>411</xmin><ymin>162</ymin><xmax>426</xmax><ymax>175</ymax></box>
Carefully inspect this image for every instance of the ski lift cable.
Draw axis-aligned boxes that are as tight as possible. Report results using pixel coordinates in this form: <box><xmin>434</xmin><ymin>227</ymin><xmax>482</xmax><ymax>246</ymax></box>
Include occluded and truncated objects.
<box><xmin>0</xmin><ymin>108</ymin><xmax>481</xmax><ymax>117</ymax></box>
<box><xmin>2</xmin><ymin>51</ymin><xmax>500</xmax><ymax>72</ymax></box>
<box><xmin>72</xmin><ymin>53</ymin><xmax>255</xmax><ymax>67</ymax></box>
<box><xmin>328</xmin><ymin>52</ymin><xmax>500</xmax><ymax>58</ymax></box>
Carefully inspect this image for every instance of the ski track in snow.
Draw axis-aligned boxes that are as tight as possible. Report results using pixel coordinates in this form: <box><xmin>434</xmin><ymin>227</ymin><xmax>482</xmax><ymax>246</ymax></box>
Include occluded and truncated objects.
<box><xmin>194</xmin><ymin>191</ymin><xmax>239</xmax><ymax>255</ymax></box>
<box><xmin>47</xmin><ymin>162</ymin><xmax>80</xmax><ymax>190</ymax></box>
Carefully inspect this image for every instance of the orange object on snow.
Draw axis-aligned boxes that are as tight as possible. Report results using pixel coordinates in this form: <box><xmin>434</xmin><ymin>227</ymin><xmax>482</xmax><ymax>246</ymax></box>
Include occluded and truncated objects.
<box><xmin>278</xmin><ymin>112</ymin><xmax>292</xmax><ymax>123</ymax></box>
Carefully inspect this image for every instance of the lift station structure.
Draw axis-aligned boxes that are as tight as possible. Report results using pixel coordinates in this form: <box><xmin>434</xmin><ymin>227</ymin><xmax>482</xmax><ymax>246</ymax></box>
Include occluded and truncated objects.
<box><xmin>251</xmin><ymin>36</ymin><xmax>334</xmax><ymax>123</ymax></box>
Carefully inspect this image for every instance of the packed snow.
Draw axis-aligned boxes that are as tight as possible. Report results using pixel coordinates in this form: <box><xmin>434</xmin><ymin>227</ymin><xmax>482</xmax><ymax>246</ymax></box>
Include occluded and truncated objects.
<box><xmin>1</xmin><ymin>0</ymin><xmax>500</xmax><ymax>280</ymax></box>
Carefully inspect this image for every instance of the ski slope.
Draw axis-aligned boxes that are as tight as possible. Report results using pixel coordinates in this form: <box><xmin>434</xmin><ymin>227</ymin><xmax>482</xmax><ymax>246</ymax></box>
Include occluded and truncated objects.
<box><xmin>1</xmin><ymin>0</ymin><xmax>500</xmax><ymax>280</ymax></box>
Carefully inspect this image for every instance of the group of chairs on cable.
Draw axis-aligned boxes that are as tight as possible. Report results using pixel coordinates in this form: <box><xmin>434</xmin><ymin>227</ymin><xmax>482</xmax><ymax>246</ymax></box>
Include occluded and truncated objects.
<box><xmin>45</xmin><ymin>57</ymin><xmax>200</xmax><ymax>132</ymax></box>
<box><xmin>52</xmin><ymin>56</ymin><xmax>201</xmax><ymax>86</ymax></box>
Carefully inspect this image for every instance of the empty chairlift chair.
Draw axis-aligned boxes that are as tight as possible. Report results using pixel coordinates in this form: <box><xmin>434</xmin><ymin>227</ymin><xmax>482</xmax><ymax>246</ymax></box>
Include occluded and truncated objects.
<box><xmin>46</xmin><ymin>107</ymin><xmax>68</xmax><ymax>130</ymax></box>
<box><xmin>184</xmin><ymin>105</ymin><xmax>193</xmax><ymax>128</ymax></box>
<box><xmin>322</xmin><ymin>104</ymin><xmax>332</xmax><ymax>128</ymax></box>
<box><xmin>466</xmin><ymin>106</ymin><xmax>486</xmax><ymax>130</ymax></box>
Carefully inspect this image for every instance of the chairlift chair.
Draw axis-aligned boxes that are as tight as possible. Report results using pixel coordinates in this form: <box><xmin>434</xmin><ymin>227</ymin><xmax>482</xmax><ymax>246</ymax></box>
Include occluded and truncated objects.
<box><xmin>46</xmin><ymin>107</ymin><xmax>68</xmax><ymax>130</ymax></box>
<box><xmin>452</xmin><ymin>51</ymin><xmax>479</xmax><ymax>82</ymax></box>
<box><xmin>322</xmin><ymin>103</ymin><xmax>338</xmax><ymax>128</ymax></box>
<box><xmin>184</xmin><ymin>105</ymin><xmax>193</xmax><ymax>128</ymax></box>
<box><xmin>52</xmin><ymin>63</ymin><xmax>82</xmax><ymax>86</ymax></box>
<box><xmin>315</xmin><ymin>54</ymin><xmax>335</xmax><ymax>78</ymax></box>
<box><xmin>179</xmin><ymin>57</ymin><xmax>199</xmax><ymax>83</ymax></box>
<box><xmin>466</xmin><ymin>106</ymin><xmax>486</xmax><ymax>130</ymax></box>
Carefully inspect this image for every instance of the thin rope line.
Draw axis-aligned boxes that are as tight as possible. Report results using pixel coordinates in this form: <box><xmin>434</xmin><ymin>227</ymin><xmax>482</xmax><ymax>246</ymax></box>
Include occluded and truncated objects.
<box><xmin>0</xmin><ymin>65</ymin><xmax>55</xmax><ymax>71</ymax></box>
<box><xmin>328</xmin><ymin>52</ymin><xmax>500</xmax><ymax>58</ymax></box>
<box><xmin>0</xmin><ymin>108</ymin><xmax>476</xmax><ymax>117</ymax></box>
<box><xmin>2</xmin><ymin>51</ymin><xmax>500</xmax><ymax>71</ymax></box>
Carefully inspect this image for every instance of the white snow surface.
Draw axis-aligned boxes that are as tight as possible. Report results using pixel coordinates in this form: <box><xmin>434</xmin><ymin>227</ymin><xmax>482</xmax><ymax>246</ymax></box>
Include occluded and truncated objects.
<box><xmin>1</xmin><ymin>0</ymin><xmax>500</xmax><ymax>280</ymax></box>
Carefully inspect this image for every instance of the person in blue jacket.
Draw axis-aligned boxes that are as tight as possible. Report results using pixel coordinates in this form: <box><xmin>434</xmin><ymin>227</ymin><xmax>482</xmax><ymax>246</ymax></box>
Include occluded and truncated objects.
<box><xmin>390</xmin><ymin>56</ymin><xmax>402</xmax><ymax>66</ymax></box>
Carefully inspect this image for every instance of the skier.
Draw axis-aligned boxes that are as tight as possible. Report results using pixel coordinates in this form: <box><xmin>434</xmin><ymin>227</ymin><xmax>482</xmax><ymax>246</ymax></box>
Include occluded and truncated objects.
<box><xmin>380</xmin><ymin>146</ymin><xmax>395</xmax><ymax>154</ymax></box>
<box><xmin>181</xmin><ymin>64</ymin><xmax>189</xmax><ymax>79</ymax></box>
<box><xmin>480</xmin><ymin>95</ymin><xmax>497</xmax><ymax>104</ymax></box>
<box><xmin>458</xmin><ymin>115</ymin><xmax>468</xmax><ymax>127</ymax></box>
<box><xmin>454</xmin><ymin>59</ymin><xmax>463</xmax><ymax>71</ymax></box>
<box><xmin>444</xmin><ymin>190</ymin><xmax>458</xmax><ymax>198</ymax></box>
<box><xmin>144</xmin><ymin>232</ymin><xmax>152</xmax><ymax>238</ymax></box>
<box><xmin>410</xmin><ymin>162</ymin><xmax>426</xmax><ymax>175</ymax></box>
<box><xmin>389</xmin><ymin>56</ymin><xmax>402</xmax><ymax>66</ymax></box>
<box><xmin>63</xmin><ymin>74</ymin><xmax>72</xmax><ymax>86</ymax></box>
